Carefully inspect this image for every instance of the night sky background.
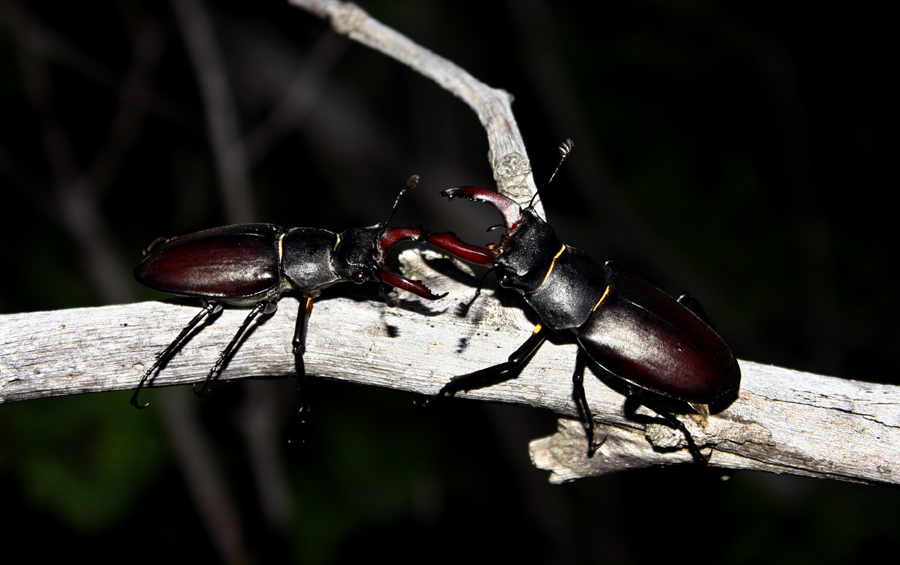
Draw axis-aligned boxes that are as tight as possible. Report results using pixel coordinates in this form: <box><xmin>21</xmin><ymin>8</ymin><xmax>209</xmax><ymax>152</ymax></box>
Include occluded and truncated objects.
<box><xmin>1</xmin><ymin>1</ymin><xmax>897</xmax><ymax>563</ymax></box>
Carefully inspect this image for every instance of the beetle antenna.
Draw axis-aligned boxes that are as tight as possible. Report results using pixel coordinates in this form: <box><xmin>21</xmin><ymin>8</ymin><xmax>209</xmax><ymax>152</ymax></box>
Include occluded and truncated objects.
<box><xmin>528</xmin><ymin>139</ymin><xmax>575</xmax><ymax>209</ymax></box>
<box><xmin>546</xmin><ymin>138</ymin><xmax>574</xmax><ymax>186</ymax></box>
<box><xmin>528</xmin><ymin>188</ymin><xmax>541</xmax><ymax>210</ymax></box>
<box><xmin>384</xmin><ymin>174</ymin><xmax>420</xmax><ymax>228</ymax></box>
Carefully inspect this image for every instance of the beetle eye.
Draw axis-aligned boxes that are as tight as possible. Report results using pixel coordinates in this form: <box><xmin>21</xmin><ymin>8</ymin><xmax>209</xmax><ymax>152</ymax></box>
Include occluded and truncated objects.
<box><xmin>352</xmin><ymin>272</ymin><xmax>366</xmax><ymax>284</ymax></box>
<box><xmin>499</xmin><ymin>275</ymin><xmax>511</xmax><ymax>287</ymax></box>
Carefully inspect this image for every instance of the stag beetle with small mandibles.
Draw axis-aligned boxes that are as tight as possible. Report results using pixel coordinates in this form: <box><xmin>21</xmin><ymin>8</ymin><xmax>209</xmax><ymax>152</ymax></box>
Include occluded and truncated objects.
<box><xmin>132</xmin><ymin>176</ymin><xmax>445</xmax><ymax>417</ymax></box>
<box><xmin>423</xmin><ymin>172</ymin><xmax>740</xmax><ymax>462</ymax></box>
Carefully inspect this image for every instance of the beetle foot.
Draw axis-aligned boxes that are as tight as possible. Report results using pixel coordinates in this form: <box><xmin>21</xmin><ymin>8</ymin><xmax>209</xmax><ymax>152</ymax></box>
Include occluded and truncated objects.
<box><xmin>130</xmin><ymin>386</ymin><xmax>150</xmax><ymax>409</ymax></box>
<box><xmin>646</xmin><ymin>414</ymin><xmax>710</xmax><ymax>464</ymax></box>
<box><xmin>586</xmin><ymin>432</ymin><xmax>608</xmax><ymax>458</ymax></box>
<box><xmin>192</xmin><ymin>380</ymin><xmax>213</xmax><ymax>397</ymax></box>
<box><xmin>412</xmin><ymin>386</ymin><xmax>451</xmax><ymax>409</ymax></box>
<box><xmin>684</xmin><ymin>435</ymin><xmax>710</xmax><ymax>465</ymax></box>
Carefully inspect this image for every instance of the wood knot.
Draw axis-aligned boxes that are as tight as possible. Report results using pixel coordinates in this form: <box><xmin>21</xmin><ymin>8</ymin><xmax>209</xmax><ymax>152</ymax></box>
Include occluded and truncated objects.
<box><xmin>330</xmin><ymin>2</ymin><xmax>367</xmax><ymax>35</ymax></box>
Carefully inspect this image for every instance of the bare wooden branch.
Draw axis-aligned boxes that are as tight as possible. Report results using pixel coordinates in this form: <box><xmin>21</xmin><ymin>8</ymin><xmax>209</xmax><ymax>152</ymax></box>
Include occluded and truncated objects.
<box><xmin>2</xmin><ymin>250</ymin><xmax>898</xmax><ymax>485</ymax></box>
<box><xmin>530</xmin><ymin>362</ymin><xmax>900</xmax><ymax>485</ymax></box>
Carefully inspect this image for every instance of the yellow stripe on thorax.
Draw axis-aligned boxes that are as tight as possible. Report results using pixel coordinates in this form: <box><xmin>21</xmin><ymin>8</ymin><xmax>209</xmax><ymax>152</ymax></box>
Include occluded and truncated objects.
<box><xmin>592</xmin><ymin>285</ymin><xmax>611</xmax><ymax>311</ymax></box>
<box><xmin>527</xmin><ymin>245</ymin><xmax>566</xmax><ymax>293</ymax></box>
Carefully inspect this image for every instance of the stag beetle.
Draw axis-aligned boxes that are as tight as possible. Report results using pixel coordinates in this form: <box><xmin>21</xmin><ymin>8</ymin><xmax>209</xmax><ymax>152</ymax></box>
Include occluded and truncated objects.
<box><xmin>132</xmin><ymin>177</ymin><xmax>444</xmax><ymax>412</ymax></box>
<box><xmin>423</xmin><ymin>183</ymin><xmax>740</xmax><ymax>462</ymax></box>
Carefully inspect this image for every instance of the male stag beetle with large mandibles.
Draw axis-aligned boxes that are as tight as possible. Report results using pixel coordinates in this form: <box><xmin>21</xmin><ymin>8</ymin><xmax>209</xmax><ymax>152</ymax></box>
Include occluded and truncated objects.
<box><xmin>423</xmin><ymin>146</ymin><xmax>740</xmax><ymax>463</ymax></box>
<box><xmin>132</xmin><ymin>176</ymin><xmax>445</xmax><ymax>418</ymax></box>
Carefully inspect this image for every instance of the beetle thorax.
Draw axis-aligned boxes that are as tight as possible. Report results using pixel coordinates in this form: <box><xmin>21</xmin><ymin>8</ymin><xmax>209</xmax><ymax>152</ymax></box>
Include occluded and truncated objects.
<box><xmin>281</xmin><ymin>228</ymin><xmax>342</xmax><ymax>292</ymax></box>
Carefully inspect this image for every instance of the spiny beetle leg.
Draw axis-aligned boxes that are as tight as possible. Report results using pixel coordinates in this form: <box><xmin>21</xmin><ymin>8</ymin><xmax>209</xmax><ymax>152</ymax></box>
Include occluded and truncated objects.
<box><xmin>132</xmin><ymin>301</ymin><xmax>223</xmax><ymax>409</ymax></box>
<box><xmin>193</xmin><ymin>301</ymin><xmax>277</xmax><ymax>397</ymax></box>
<box><xmin>292</xmin><ymin>296</ymin><xmax>314</xmax><ymax>431</ymax></box>
<box><xmin>430</xmin><ymin>324</ymin><xmax>550</xmax><ymax>404</ymax></box>
<box><xmin>655</xmin><ymin>408</ymin><xmax>709</xmax><ymax>464</ymax></box>
<box><xmin>626</xmin><ymin>400</ymin><xmax>709</xmax><ymax>464</ymax></box>
<box><xmin>572</xmin><ymin>349</ymin><xmax>606</xmax><ymax>457</ymax></box>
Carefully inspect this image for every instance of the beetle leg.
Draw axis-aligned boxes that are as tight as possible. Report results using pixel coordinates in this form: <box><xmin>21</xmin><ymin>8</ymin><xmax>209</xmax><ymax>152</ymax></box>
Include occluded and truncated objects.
<box><xmin>132</xmin><ymin>301</ymin><xmax>223</xmax><ymax>409</ymax></box>
<box><xmin>572</xmin><ymin>348</ymin><xmax>606</xmax><ymax>457</ymax></box>
<box><xmin>193</xmin><ymin>301</ymin><xmax>277</xmax><ymax>397</ymax></box>
<box><xmin>292</xmin><ymin>295</ymin><xmax>314</xmax><ymax>428</ymax></box>
<box><xmin>625</xmin><ymin>400</ymin><xmax>710</xmax><ymax>464</ymax></box>
<box><xmin>651</xmin><ymin>407</ymin><xmax>709</xmax><ymax>464</ymax></box>
<box><xmin>429</xmin><ymin>323</ymin><xmax>550</xmax><ymax>404</ymax></box>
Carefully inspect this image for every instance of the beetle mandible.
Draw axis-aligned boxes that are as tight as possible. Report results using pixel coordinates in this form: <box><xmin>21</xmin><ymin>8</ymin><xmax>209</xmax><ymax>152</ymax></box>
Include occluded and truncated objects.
<box><xmin>423</xmin><ymin>178</ymin><xmax>740</xmax><ymax>462</ymax></box>
<box><xmin>132</xmin><ymin>177</ymin><xmax>444</xmax><ymax>415</ymax></box>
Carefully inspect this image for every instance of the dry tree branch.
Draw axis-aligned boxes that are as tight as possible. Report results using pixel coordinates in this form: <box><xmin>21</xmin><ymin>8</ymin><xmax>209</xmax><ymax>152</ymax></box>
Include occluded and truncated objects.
<box><xmin>2</xmin><ymin>248</ymin><xmax>898</xmax><ymax>485</ymax></box>
<box><xmin>287</xmin><ymin>0</ymin><xmax>542</xmax><ymax>215</ymax></box>
<box><xmin>2</xmin><ymin>0</ymin><xmax>898</xmax><ymax>486</ymax></box>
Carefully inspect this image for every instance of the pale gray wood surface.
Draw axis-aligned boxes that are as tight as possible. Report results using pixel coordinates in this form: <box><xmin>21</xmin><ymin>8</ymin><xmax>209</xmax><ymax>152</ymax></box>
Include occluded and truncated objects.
<box><xmin>3</xmin><ymin>248</ymin><xmax>898</xmax><ymax>485</ymax></box>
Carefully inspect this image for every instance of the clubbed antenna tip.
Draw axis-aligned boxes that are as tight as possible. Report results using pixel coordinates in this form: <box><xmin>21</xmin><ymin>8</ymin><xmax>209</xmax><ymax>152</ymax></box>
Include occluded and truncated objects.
<box><xmin>547</xmin><ymin>138</ymin><xmax>574</xmax><ymax>186</ymax></box>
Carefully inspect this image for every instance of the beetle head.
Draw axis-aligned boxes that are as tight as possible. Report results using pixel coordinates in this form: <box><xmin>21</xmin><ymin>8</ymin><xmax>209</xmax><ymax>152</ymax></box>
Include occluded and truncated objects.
<box><xmin>435</xmin><ymin>187</ymin><xmax>562</xmax><ymax>293</ymax></box>
<box><xmin>333</xmin><ymin>225</ymin><xmax>445</xmax><ymax>300</ymax></box>
<box><xmin>492</xmin><ymin>208</ymin><xmax>561</xmax><ymax>292</ymax></box>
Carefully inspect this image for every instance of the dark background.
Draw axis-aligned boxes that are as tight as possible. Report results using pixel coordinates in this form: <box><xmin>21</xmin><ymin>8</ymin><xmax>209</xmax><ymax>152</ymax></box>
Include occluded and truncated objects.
<box><xmin>1</xmin><ymin>0</ymin><xmax>896</xmax><ymax>563</ymax></box>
